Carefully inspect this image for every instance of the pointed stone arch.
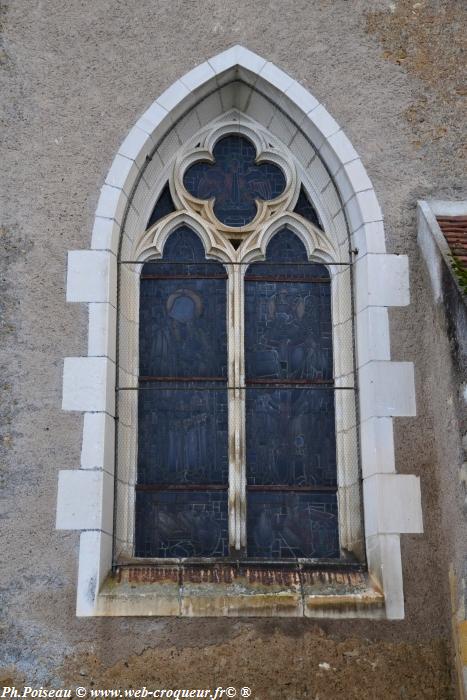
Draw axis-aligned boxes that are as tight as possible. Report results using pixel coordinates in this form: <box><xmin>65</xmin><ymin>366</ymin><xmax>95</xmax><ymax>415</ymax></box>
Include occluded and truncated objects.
<box><xmin>57</xmin><ymin>46</ymin><xmax>422</xmax><ymax>618</ymax></box>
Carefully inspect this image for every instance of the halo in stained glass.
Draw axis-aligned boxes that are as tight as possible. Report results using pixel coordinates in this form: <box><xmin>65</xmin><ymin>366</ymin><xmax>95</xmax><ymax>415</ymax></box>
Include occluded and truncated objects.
<box><xmin>183</xmin><ymin>134</ymin><xmax>286</xmax><ymax>227</ymax></box>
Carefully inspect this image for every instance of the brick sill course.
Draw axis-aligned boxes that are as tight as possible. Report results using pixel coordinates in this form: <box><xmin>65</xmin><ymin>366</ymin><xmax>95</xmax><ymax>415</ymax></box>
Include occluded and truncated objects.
<box><xmin>93</xmin><ymin>563</ymin><xmax>385</xmax><ymax>618</ymax></box>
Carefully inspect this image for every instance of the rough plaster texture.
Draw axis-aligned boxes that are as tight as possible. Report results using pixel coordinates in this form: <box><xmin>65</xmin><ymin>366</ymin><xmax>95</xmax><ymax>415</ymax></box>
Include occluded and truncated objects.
<box><xmin>0</xmin><ymin>0</ymin><xmax>466</xmax><ymax>695</ymax></box>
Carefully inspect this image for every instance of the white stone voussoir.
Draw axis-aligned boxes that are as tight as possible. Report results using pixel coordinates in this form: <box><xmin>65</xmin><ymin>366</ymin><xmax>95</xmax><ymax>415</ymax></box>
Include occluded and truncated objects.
<box><xmin>91</xmin><ymin>217</ymin><xmax>121</xmax><ymax>254</ymax></box>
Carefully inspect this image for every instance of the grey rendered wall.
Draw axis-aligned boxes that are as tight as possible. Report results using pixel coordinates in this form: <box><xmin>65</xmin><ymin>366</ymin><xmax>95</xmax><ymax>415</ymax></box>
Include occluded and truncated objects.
<box><xmin>1</xmin><ymin>1</ymin><xmax>465</xmax><ymax>697</ymax></box>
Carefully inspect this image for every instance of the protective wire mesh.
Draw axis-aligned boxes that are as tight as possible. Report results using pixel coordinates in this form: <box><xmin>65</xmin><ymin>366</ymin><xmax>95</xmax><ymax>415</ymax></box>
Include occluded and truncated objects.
<box><xmin>113</xmin><ymin>258</ymin><xmax>364</xmax><ymax>564</ymax></box>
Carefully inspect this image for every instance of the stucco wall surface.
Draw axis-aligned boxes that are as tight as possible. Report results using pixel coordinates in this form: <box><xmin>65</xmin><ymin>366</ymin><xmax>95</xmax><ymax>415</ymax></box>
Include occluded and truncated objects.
<box><xmin>0</xmin><ymin>0</ymin><xmax>466</xmax><ymax>696</ymax></box>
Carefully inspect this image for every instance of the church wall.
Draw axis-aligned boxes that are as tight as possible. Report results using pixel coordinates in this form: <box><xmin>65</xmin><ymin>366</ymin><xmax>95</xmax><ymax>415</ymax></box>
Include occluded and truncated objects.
<box><xmin>1</xmin><ymin>1</ymin><xmax>465</xmax><ymax>696</ymax></box>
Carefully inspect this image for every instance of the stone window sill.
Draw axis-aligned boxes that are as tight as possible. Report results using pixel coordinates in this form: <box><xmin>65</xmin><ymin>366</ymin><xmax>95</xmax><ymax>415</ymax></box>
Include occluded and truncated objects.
<box><xmin>93</xmin><ymin>563</ymin><xmax>384</xmax><ymax>618</ymax></box>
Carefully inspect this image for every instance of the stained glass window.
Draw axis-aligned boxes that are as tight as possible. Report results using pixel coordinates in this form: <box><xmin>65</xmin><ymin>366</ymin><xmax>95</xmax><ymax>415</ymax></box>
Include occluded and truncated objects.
<box><xmin>146</xmin><ymin>182</ymin><xmax>176</xmax><ymax>229</ymax></box>
<box><xmin>135</xmin><ymin>226</ymin><xmax>229</xmax><ymax>557</ymax></box>
<box><xmin>293</xmin><ymin>186</ymin><xmax>322</xmax><ymax>230</ymax></box>
<box><xmin>245</xmin><ymin>229</ymin><xmax>339</xmax><ymax>558</ymax></box>
<box><xmin>135</xmin><ymin>141</ymin><xmax>339</xmax><ymax>561</ymax></box>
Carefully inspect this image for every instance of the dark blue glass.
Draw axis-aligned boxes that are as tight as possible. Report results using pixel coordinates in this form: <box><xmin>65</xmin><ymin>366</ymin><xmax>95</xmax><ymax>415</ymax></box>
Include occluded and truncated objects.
<box><xmin>245</xmin><ymin>230</ymin><xmax>332</xmax><ymax>381</ymax></box>
<box><xmin>146</xmin><ymin>182</ymin><xmax>176</xmax><ymax>229</ymax></box>
<box><xmin>136</xmin><ymin>226</ymin><xmax>228</xmax><ymax>558</ymax></box>
<box><xmin>293</xmin><ymin>186</ymin><xmax>322</xmax><ymax>230</ymax></box>
<box><xmin>183</xmin><ymin>135</ymin><xmax>286</xmax><ymax>227</ymax></box>
<box><xmin>138</xmin><ymin>385</ymin><xmax>228</xmax><ymax>485</ymax></box>
<box><xmin>245</xmin><ymin>229</ymin><xmax>338</xmax><ymax>558</ymax></box>
<box><xmin>247</xmin><ymin>492</ymin><xmax>339</xmax><ymax>559</ymax></box>
<box><xmin>139</xmin><ymin>277</ymin><xmax>227</xmax><ymax>378</ymax></box>
<box><xmin>246</xmin><ymin>389</ymin><xmax>337</xmax><ymax>487</ymax></box>
<box><xmin>139</xmin><ymin>228</ymin><xmax>227</xmax><ymax>378</ymax></box>
<box><xmin>135</xmin><ymin>491</ymin><xmax>228</xmax><ymax>558</ymax></box>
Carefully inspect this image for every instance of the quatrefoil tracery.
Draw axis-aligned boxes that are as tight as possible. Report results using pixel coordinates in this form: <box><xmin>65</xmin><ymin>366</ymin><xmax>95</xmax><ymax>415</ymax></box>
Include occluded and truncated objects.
<box><xmin>136</xmin><ymin>117</ymin><xmax>336</xmax><ymax>263</ymax></box>
<box><xmin>183</xmin><ymin>134</ymin><xmax>286</xmax><ymax>229</ymax></box>
<box><xmin>173</xmin><ymin>121</ymin><xmax>298</xmax><ymax>240</ymax></box>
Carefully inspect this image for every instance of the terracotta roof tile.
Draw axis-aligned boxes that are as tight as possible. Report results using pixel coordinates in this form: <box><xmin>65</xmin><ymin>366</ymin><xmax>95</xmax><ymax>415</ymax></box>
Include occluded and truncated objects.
<box><xmin>437</xmin><ymin>216</ymin><xmax>467</xmax><ymax>266</ymax></box>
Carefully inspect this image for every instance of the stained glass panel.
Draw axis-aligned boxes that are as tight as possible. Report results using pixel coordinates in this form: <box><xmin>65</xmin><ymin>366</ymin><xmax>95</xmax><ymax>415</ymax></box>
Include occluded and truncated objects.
<box><xmin>183</xmin><ymin>135</ymin><xmax>286</xmax><ymax>227</ymax></box>
<box><xmin>138</xmin><ymin>385</ymin><xmax>228</xmax><ymax>485</ymax></box>
<box><xmin>246</xmin><ymin>389</ymin><xmax>337</xmax><ymax>487</ymax></box>
<box><xmin>245</xmin><ymin>229</ymin><xmax>332</xmax><ymax>382</ymax></box>
<box><xmin>136</xmin><ymin>226</ymin><xmax>228</xmax><ymax>558</ymax></box>
<box><xmin>139</xmin><ymin>277</ymin><xmax>227</xmax><ymax>378</ymax></box>
<box><xmin>245</xmin><ymin>229</ymin><xmax>339</xmax><ymax>558</ymax></box>
<box><xmin>244</xmin><ymin>278</ymin><xmax>333</xmax><ymax>381</ymax></box>
<box><xmin>139</xmin><ymin>227</ymin><xmax>227</xmax><ymax>378</ymax></box>
<box><xmin>135</xmin><ymin>491</ymin><xmax>228</xmax><ymax>558</ymax></box>
<box><xmin>247</xmin><ymin>492</ymin><xmax>339</xmax><ymax>559</ymax></box>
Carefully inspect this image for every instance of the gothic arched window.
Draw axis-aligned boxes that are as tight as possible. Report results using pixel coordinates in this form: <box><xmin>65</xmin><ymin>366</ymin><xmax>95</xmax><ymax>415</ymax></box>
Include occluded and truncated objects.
<box><xmin>59</xmin><ymin>48</ymin><xmax>421</xmax><ymax>619</ymax></box>
<box><xmin>118</xmin><ymin>130</ymin><xmax>357</xmax><ymax>562</ymax></box>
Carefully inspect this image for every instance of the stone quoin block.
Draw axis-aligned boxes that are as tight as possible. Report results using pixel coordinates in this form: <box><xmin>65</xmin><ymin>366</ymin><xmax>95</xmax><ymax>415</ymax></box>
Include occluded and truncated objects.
<box><xmin>66</xmin><ymin>250</ymin><xmax>117</xmax><ymax>305</ymax></box>
<box><xmin>56</xmin><ymin>469</ymin><xmax>114</xmax><ymax>532</ymax></box>
<box><xmin>62</xmin><ymin>356</ymin><xmax>115</xmax><ymax>414</ymax></box>
<box><xmin>363</xmin><ymin>474</ymin><xmax>423</xmax><ymax>536</ymax></box>
<box><xmin>359</xmin><ymin>361</ymin><xmax>416</xmax><ymax>421</ymax></box>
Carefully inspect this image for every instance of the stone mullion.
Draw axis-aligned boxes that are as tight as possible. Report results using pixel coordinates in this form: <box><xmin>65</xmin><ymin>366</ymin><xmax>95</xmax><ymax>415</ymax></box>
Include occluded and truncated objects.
<box><xmin>227</xmin><ymin>263</ymin><xmax>247</xmax><ymax>553</ymax></box>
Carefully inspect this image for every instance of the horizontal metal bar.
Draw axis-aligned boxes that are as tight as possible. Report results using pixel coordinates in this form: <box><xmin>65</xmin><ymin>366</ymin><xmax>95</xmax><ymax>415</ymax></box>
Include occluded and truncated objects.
<box><xmin>141</xmin><ymin>274</ymin><xmax>228</xmax><ymax>280</ymax></box>
<box><xmin>136</xmin><ymin>484</ymin><xmax>228</xmax><ymax>492</ymax></box>
<box><xmin>244</xmin><ymin>275</ymin><xmax>330</xmax><ymax>283</ymax></box>
<box><xmin>119</xmin><ymin>260</ymin><xmax>352</xmax><ymax>266</ymax></box>
<box><xmin>247</xmin><ymin>484</ymin><xmax>337</xmax><ymax>492</ymax></box>
<box><xmin>135</xmin><ymin>484</ymin><xmax>337</xmax><ymax>493</ymax></box>
<box><xmin>247</xmin><ymin>378</ymin><xmax>333</xmax><ymax>386</ymax></box>
<box><xmin>117</xmin><ymin>384</ymin><xmax>355</xmax><ymax>391</ymax></box>
<box><xmin>139</xmin><ymin>376</ymin><xmax>227</xmax><ymax>383</ymax></box>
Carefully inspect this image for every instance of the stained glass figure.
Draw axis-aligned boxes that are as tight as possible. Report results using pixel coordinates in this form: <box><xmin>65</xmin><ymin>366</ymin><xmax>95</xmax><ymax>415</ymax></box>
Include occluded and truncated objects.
<box><xmin>293</xmin><ymin>186</ymin><xmax>322</xmax><ymax>230</ymax></box>
<box><xmin>246</xmin><ymin>389</ymin><xmax>336</xmax><ymax>487</ymax></box>
<box><xmin>245</xmin><ymin>228</ymin><xmax>339</xmax><ymax>558</ymax></box>
<box><xmin>135</xmin><ymin>226</ymin><xmax>228</xmax><ymax>557</ymax></box>
<box><xmin>138</xmin><ymin>385</ymin><xmax>228</xmax><ymax>485</ymax></box>
<box><xmin>183</xmin><ymin>134</ymin><xmax>286</xmax><ymax>227</ymax></box>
